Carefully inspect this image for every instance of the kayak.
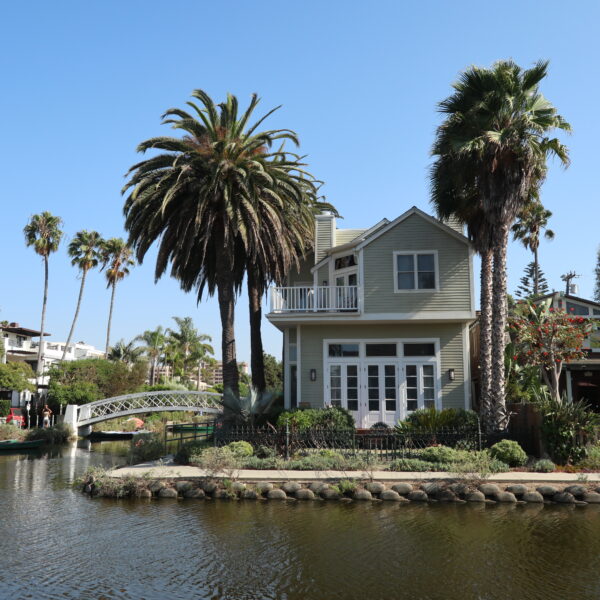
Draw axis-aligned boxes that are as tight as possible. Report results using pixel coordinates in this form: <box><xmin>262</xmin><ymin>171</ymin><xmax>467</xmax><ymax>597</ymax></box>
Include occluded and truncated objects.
<box><xmin>0</xmin><ymin>439</ymin><xmax>45</xmax><ymax>450</ymax></box>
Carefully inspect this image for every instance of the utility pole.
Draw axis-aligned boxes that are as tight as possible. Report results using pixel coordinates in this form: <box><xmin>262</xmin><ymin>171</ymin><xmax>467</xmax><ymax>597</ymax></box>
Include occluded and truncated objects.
<box><xmin>560</xmin><ymin>271</ymin><xmax>580</xmax><ymax>295</ymax></box>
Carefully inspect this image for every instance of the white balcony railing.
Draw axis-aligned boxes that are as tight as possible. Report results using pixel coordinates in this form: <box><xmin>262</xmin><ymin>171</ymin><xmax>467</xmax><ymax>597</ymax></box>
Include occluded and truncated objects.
<box><xmin>269</xmin><ymin>286</ymin><xmax>360</xmax><ymax>313</ymax></box>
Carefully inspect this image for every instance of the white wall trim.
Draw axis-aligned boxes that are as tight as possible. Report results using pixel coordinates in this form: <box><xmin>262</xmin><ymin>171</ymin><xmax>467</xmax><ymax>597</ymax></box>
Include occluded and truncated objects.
<box><xmin>296</xmin><ymin>325</ymin><xmax>302</xmax><ymax>407</ymax></box>
<box><xmin>283</xmin><ymin>328</ymin><xmax>290</xmax><ymax>409</ymax></box>
<box><xmin>462</xmin><ymin>323</ymin><xmax>471</xmax><ymax>410</ymax></box>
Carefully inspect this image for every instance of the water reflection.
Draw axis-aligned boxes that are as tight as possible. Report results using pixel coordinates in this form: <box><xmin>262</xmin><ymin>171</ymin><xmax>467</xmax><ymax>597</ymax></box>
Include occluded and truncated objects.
<box><xmin>1</xmin><ymin>446</ymin><xmax>600</xmax><ymax>600</ymax></box>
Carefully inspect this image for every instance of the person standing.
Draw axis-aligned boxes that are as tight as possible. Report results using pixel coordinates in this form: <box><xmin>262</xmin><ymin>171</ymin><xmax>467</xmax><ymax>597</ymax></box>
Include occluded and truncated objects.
<box><xmin>42</xmin><ymin>405</ymin><xmax>52</xmax><ymax>428</ymax></box>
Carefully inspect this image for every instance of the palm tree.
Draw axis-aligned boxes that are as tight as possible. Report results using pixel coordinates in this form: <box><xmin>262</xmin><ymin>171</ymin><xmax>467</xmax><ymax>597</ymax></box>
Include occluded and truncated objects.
<box><xmin>135</xmin><ymin>326</ymin><xmax>166</xmax><ymax>385</ymax></box>
<box><xmin>167</xmin><ymin>317</ymin><xmax>213</xmax><ymax>384</ymax></box>
<box><xmin>123</xmin><ymin>90</ymin><xmax>321</xmax><ymax>397</ymax></box>
<box><xmin>511</xmin><ymin>201</ymin><xmax>554</xmax><ymax>296</ymax></box>
<box><xmin>101</xmin><ymin>238</ymin><xmax>134</xmax><ymax>357</ymax></box>
<box><xmin>107</xmin><ymin>339</ymin><xmax>144</xmax><ymax>365</ymax></box>
<box><xmin>24</xmin><ymin>212</ymin><xmax>63</xmax><ymax>378</ymax></box>
<box><xmin>431</xmin><ymin>60</ymin><xmax>570</xmax><ymax>430</ymax></box>
<box><xmin>61</xmin><ymin>230</ymin><xmax>104</xmax><ymax>361</ymax></box>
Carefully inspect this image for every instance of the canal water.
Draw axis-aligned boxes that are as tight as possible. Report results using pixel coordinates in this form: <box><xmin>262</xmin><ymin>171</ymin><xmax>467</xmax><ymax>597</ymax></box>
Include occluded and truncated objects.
<box><xmin>1</xmin><ymin>442</ymin><xmax>600</xmax><ymax>600</ymax></box>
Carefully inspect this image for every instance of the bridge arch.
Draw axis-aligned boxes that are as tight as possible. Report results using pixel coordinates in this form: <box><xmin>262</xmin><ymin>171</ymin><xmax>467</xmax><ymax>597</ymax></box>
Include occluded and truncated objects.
<box><xmin>64</xmin><ymin>390</ymin><xmax>223</xmax><ymax>433</ymax></box>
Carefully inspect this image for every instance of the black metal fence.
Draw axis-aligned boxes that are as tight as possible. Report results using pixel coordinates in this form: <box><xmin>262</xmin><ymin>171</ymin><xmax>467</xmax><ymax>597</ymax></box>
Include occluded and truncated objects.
<box><xmin>214</xmin><ymin>423</ymin><xmax>489</xmax><ymax>461</ymax></box>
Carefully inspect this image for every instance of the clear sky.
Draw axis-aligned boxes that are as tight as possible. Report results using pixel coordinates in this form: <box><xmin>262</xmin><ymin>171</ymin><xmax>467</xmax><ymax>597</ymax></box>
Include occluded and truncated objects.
<box><xmin>1</xmin><ymin>1</ymin><xmax>598</xmax><ymax>363</ymax></box>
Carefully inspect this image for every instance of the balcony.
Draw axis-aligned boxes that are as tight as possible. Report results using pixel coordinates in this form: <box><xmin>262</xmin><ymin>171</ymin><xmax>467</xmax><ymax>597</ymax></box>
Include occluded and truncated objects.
<box><xmin>269</xmin><ymin>286</ymin><xmax>360</xmax><ymax>314</ymax></box>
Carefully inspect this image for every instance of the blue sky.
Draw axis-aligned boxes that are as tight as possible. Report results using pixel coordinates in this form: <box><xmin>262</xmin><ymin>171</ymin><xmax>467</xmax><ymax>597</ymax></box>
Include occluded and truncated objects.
<box><xmin>1</xmin><ymin>1</ymin><xmax>598</xmax><ymax>363</ymax></box>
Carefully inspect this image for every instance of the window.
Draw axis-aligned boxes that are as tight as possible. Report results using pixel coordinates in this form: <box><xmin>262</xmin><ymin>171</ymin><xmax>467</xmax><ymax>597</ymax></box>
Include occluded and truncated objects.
<box><xmin>328</xmin><ymin>343</ymin><xmax>359</xmax><ymax>357</ymax></box>
<box><xmin>594</xmin><ymin>309</ymin><xmax>600</xmax><ymax>316</ymax></box>
<box><xmin>394</xmin><ymin>252</ymin><xmax>436</xmax><ymax>291</ymax></box>
<box><xmin>566</xmin><ymin>302</ymin><xmax>589</xmax><ymax>316</ymax></box>
<box><xmin>334</xmin><ymin>255</ymin><xmax>356</xmax><ymax>270</ymax></box>
<box><xmin>366</xmin><ymin>343</ymin><xmax>397</xmax><ymax>357</ymax></box>
<box><xmin>403</xmin><ymin>343</ymin><xmax>435</xmax><ymax>357</ymax></box>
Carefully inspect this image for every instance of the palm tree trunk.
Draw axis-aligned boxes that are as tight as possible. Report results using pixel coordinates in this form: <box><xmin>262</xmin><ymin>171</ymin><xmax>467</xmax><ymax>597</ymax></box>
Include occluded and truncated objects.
<box><xmin>36</xmin><ymin>256</ymin><xmax>49</xmax><ymax>380</ymax></box>
<box><xmin>490</xmin><ymin>223</ymin><xmax>510</xmax><ymax>431</ymax></box>
<box><xmin>217</xmin><ymin>278</ymin><xmax>240</xmax><ymax>397</ymax></box>
<box><xmin>61</xmin><ymin>268</ymin><xmax>88</xmax><ymax>361</ymax></box>
<box><xmin>105</xmin><ymin>282</ymin><xmax>117</xmax><ymax>358</ymax></box>
<box><xmin>478</xmin><ymin>249</ymin><xmax>493</xmax><ymax>430</ymax></box>
<box><xmin>247</xmin><ymin>268</ymin><xmax>266</xmax><ymax>392</ymax></box>
<box><xmin>533</xmin><ymin>246</ymin><xmax>539</xmax><ymax>296</ymax></box>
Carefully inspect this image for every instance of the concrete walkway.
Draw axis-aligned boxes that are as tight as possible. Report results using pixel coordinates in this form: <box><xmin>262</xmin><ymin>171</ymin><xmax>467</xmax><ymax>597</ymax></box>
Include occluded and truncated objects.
<box><xmin>109</xmin><ymin>460</ymin><xmax>600</xmax><ymax>484</ymax></box>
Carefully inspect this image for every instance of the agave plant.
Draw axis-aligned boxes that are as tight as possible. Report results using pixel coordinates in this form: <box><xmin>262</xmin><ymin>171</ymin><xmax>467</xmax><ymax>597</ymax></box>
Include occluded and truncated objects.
<box><xmin>220</xmin><ymin>388</ymin><xmax>276</xmax><ymax>426</ymax></box>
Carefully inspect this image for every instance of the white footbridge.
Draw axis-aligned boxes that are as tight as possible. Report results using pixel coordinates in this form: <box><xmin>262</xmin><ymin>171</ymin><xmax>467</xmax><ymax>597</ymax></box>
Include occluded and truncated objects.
<box><xmin>64</xmin><ymin>390</ymin><xmax>223</xmax><ymax>434</ymax></box>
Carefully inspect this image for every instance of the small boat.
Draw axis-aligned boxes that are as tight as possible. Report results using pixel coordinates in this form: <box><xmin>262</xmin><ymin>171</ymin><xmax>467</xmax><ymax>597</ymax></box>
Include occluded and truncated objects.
<box><xmin>0</xmin><ymin>439</ymin><xmax>45</xmax><ymax>451</ymax></box>
<box><xmin>88</xmin><ymin>429</ymin><xmax>150</xmax><ymax>440</ymax></box>
<box><xmin>169</xmin><ymin>423</ymin><xmax>215</xmax><ymax>434</ymax></box>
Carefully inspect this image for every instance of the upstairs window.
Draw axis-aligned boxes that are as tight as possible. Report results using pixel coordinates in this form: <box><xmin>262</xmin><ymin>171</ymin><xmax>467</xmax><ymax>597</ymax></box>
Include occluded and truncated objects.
<box><xmin>334</xmin><ymin>255</ymin><xmax>356</xmax><ymax>270</ymax></box>
<box><xmin>394</xmin><ymin>252</ymin><xmax>437</xmax><ymax>291</ymax></box>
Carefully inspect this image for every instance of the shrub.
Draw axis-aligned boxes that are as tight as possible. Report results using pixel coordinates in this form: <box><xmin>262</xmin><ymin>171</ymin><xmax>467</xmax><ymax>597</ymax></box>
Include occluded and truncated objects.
<box><xmin>190</xmin><ymin>447</ymin><xmax>240</xmax><ymax>472</ymax></box>
<box><xmin>0</xmin><ymin>399</ymin><xmax>10</xmax><ymax>418</ymax></box>
<box><xmin>276</xmin><ymin>407</ymin><xmax>355</xmax><ymax>431</ymax></box>
<box><xmin>371</xmin><ymin>422</ymin><xmax>390</xmax><ymax>429</ymax></box>
<box><xmin>578</xmin><ymin>445</ymin><xmax>600</xmax><ymax>471</ymax></box>
<box><xmin>255</xmin><ymin>444</ymin><xmax>277</xmax><ymax>459</ymax></box>
<box><xmin>226</xmin><ymin>441</ymin><xmax>254</xmax><ymax>458</ymax></box>
<box><xmin>25</xmin><ymin>423</ymin><xmax>74</xmax><ymax>444</ymax></box>
<box><xmin>174</xmin><ymin>441</ymin><xmax>210</xmax><ymax>465</ymax></box>
<box><xmin>533</xmin><ymin>459</ymin><xmax>556</xmax><ymax>473</ymax></box>
<box><xmin>397</xmin><ymin>408</ymin><xmax>479</xmax><ymax>431</ymax></box>
<box><xmin>242</xmin><ymin>456</ymin><xmax>280</xmax><ymax>470</ymax></box>
<box><xmin>0</xmin><ymin>423</ymin><xmax>26</xmax><ymax>441</ymax></box>
<box><xmin>388</xmin><ymin>458</ymin><xmax>441</xmax><ymax>472</ymax></box>
<box><xmin>489</xmin><ymin>440</ymin><xmax>527</xmax><ymax>467</ymax></box>
<box><xmin>419</xmin><ymin>445</ymin><xmax>459</xmax><ymax>463</ymax></box>
<box><xmin>334</xmin><ymin>479</ymin><xmax>357</xmax><ymax>496</ymax></box>
<box><xmin>129</xmin><ymin>433</ymin><xmax>165</xmax><ymax>464</ymax></box>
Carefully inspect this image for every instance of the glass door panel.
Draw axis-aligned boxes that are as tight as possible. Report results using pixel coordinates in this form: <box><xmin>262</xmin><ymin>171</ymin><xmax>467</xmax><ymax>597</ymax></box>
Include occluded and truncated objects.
<box><xmin>328</xmin><ymin>363</ymin><xmax>361</xmax><ymax>424</ymax></box>
<box><xmin>402</xmin><ymin>363</ymin><xmax>437</xmax><ymax>416</ymax></box>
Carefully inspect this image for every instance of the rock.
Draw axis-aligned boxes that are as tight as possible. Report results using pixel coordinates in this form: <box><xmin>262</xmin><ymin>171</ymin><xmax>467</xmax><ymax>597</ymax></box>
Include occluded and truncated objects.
<box><xmin>267</xmin><ymin>489</ymin><xmax>287</xmax><ymax>500</ymax></box>
<box><xmin>295</xmin><ymin>488</ymin><xmax>316</xmax><ymax>500</ymax></box>
<box><xmin>365</xmin><ymin>482</ymin><xmax>385</xmax><ymax>495</ymax></box>
<box><xmin>564</xmin><ymin>485</ymin><xmax>587</xmax><ymax>498</ymax></box>
<box><xmin>231</xmin><ymin>482</ymin><xmax>246</xmax><ymax>493</ymax></box>
<box><xmin>242</xmin><ymin>489</ymin><xmax>258</xmax><ymax>500</ymax></box>
<box><xmin>421</xmin><ymin>482</ymin><xmax>442</xmax><ymax>497</ymax></box>
<box><xmin>575</xmin><ymin>500</ymin><xmax>588</xmax><ymax>506</ymax></box>
<box><xmin>495</xmin><ymin>491</ymin><xmax>517</xmax><ymax>503</ymax></box>
<box><xmin>484</xmin><ymin>499</ymin><xmax>497</xmax><ymax>504</ymax></box>
<box><xmin>391</xmin><ymin>483</ymin><xmax>413</xmax><ymax>495</ymax></box>
<box><xmin>213</xmin><ymin>489</ymin><xmax>232</xmax><ymax>499</ymax></box>
<box><xmin>536</xmin><ymin>485</ymin><xmax>558</xmax><ymax>497</ymax></box>
<box><xmin>340</xmin><ymin>497</ymin><xmax>353</xmax><ymax>503</ymax></box>
<box><xmin>183</xmin><ymin>488</ymin><xmax>205</xmax><ymax>499</ymax></box>
<box><xmin>158</xmin><ymin>487</ymin><xmax>178</xmax><ymax>499</ymax></box>
<box><xmin>448</xmin><ymin>483</ymin><xmax>469</xmax><ymax>497</ymax></box>
<box><xmin>478</xmin><ymin>483</ymin><xmax>501</xmax><ymax>497</ymax></box>
<box><xmin>466</xmin><ymin>491</ymin><xmax>486</xmax><ymax>502</ymax></box>
<box><xmin>522</xmin><ymin>491</ymin><xmax>544</xmax><ymax>503</ymax></box>
<box><xmin>437</xmin><ymin>489</ymin><xmax>457</xmax><ymax>502</ymax></box>
<box><xmin>148</xmin><ymin>481</ymin><xmax>165</xmax><ymax>494</ymax></box>
<box><xmin>505</xmin><ymin>484</ymin><xmax>528</xmax><ymax>497</ymax></box>
<box><xmin>175</xmin><ymin>481</ymin><xmax>193</xmax><ymax>493</ymax></box>
<box><xmin>582</xmin><ymin>492</ymin><xmax>600</xmax><ymax>504</ymax></box>
<box><xmin>353</xmin><ymin>489</ymin><xmax>373</xmax><ymax>501</ymax></box>
<box><xmin>84</xmin><ymin>484</ymin><xmax>93</xmax><ymax>494</ymax></box>
<box><xmin>256</xmin><ymin>482</ymin><xmax>274</xmax><ymax>495</ymax></box>
<box><xmin>309</xmin><ymin>482</ymin><xmax>327</xmax><ymax>493</ymax></box>
<box><xmin>282</xmin><ymin>482</ymin><xmax>302</xmax><ymax>495</ymax></box>
<box><xmin>595</xmin><ymin>487</ymin><xmax>600</xmax><ymax>495</ymax></box>
<box><xmin>408</xmin><ymin>490</ymin><xmax>429</xmax><ymax>502</ymax></box>
<box><xmin>553</xmin><ymin>491</ymin><xmax>576</xmax><ymax>504</ymax></box>
<box><xmin>201</xmin><ymin>480</ymin><xmax>218</xmax><ymax>494</ymax></box>
<box><xmin>380</xmin><ymin>490</ymin><xmax>402</xmax><ymax>501</ymax></box>
<box><xmin>320</xmin><ymin>487</ymin><xmax>341</xmax><ymax>500</ymax></box>
<box><xmin>138</xmin><ymin>489</ymin><xmax>152</xmax><ymax>498</ymax></box>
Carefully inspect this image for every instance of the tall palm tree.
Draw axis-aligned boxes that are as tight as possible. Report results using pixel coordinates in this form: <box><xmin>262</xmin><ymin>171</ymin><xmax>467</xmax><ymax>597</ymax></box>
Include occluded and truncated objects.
<box><xmin>101</xmin><ymin>238</ymin><xmax>134</xmax><ymax>357</ymax></box>
<box><xmin>61</xmin><ymin>230</ymin><xmax>104</xmax><ymax>361</ymax></box>
<box><xmin>511</xmin><ymin>201</ymin><xmax>554</xmax><ymax>295</ymax></box>
<box><xmin>107</xmin><ymin>339</ymin><xmax>144</xmax><ymax>365</ymax></box>
<box><xmin>431</xmin><ymin>60</ymin><xmax>570</xmax><ymax>430</ymax></box>
<box><xmin>24</xmin><ymin>212</ymin><xmax>63</xmax><ymax>377</ymax></box>
<box><xmin>167</xmin><ymin>317</ymin><xmax>213</xmax><ymax>383</ymax></box>
<box><xmin>135</xmin><ymin>326</ymin><xmax>166</xmax><ymax>385</ymax></box>
<box><xmin>123</xmin><ymin>89</ymin><xmax>321</xmax><ymax>397</ymax></box>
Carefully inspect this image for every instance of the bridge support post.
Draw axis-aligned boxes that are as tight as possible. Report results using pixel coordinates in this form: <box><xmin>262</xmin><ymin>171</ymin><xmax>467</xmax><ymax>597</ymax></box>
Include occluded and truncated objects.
<box><xmin>64</xmin><ymin>404</ymin><xmax>78</xmax><ymax>432</ymax></box>
<box><xmin>78</xmin><ymin>425</ymin><xmax>92</xmax><ymax>437</ymax></box>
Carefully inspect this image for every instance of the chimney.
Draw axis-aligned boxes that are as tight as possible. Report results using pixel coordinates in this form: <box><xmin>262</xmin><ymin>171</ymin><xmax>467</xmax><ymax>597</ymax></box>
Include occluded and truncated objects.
<box><xmin>315</xmin><ymin>212</ymin><xmax>336</xmax><ymax>263</ymax></box>
<box><xmin>441</xmin><ymin>216</ymin><xmax>464</xmax><ymax>235</ymax></box>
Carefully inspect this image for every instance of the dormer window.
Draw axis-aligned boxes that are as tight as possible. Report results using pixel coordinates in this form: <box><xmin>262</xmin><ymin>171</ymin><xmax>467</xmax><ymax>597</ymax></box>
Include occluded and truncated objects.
<box><xmin>394</xmin><ymin>251</ymin><xmax>438</xmax><ymax>292</ymax></box>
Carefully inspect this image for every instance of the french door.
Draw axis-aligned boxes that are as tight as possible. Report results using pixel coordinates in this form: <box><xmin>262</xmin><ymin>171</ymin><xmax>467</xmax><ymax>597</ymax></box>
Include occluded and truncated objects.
<box><xmin>328</xmin><ymin>363</ymin><xmax>360</xmax><ymax>424</ymax></box>
<box><xmin>365</xmin><ymin>362</ymin><xmax>399</xmax><ymax>427</ymax></box>
<box><xmin>402</xmin><ymin>362</ymin><xmax>437</xmax><ymax>418</ymax></box>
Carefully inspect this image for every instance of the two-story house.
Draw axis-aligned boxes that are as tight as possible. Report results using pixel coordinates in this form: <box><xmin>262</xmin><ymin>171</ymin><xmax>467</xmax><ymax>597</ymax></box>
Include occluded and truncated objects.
<box><xmin>266</xmin><ymin>206</ymin><xmax>476</xmax><ymax>428</ymax></box>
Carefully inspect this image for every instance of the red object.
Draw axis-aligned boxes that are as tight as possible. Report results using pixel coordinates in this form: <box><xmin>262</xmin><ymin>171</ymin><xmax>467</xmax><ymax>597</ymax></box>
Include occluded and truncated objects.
<box><xmin>6</xmin><ymin>408</ymin><xmax>25</xmax><ymax>428</ymax></box>
<box><xmin>126</xmin><ymin>417</ymin><xmax>144</xmax><ymax>429</ymax></box>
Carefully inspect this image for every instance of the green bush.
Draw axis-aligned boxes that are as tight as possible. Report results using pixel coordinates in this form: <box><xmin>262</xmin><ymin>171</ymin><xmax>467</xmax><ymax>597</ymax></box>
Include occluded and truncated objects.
<box><xmin>533</xmin><ymin>459</ymin><xmax>556</xmax><ymax>473</ymax></box>
<box><xmin>489</xmin><ymin>440</ymin><xmax>527</xmax><ymax>467</ymax></box>
<box><xmin>419</xmin><ymin>445</ymin><xmax>459</xmax><ymax>463</ymax></box>
<box><xmin>276</xmin><ymin>407</ymin><xmax>355</xmax><ymax>431</ymax></box>
<box><xmin>242</xmin><ymin>456</ymin><xmax>281</xmax><ymax>470</ymax></box>
<box><xmin>173</xmin><ymin>441</ymin><xmax>210</xmax><ymax>465</ymax></box>
<box><xmin>226</xmin><ymin>441</ymin><xmax>254</xmax><ymax>458</ymax></box>
<box><xmin>578</xmin><ymin>445</ymin><xmax>600</xmax><ymax>471</ymax></box>
<box><xmin>0</xmin><ymin>423</ymin><xmax>26</xmax><ymax>441</ymax></box>
<box><xmin>25</xmin><ymin>423</ymin><xmax>73</xmax><ymax>444</ymax></box>
<box><xmin>0</xmin><ymin>399</ymin><xmax>10</xmax><ymax>418</ymax></box>
<box><xmin>129</xmin><ymin>433</ymin><xmax>165</xmax><ymax>464</ymax></box>
<box><xmin>190</xmin><ymin>447</ymin><xmax>240</xmax><ymax>472</ymax></box>
<box><xmin>389</xmin><ymin>458</ymin><xmax>442</xmax><ymax>472</ymax></box>
<box><xmin>333</xmin><ymin>479</ymin><xmax>357</xmax><ymax>496</ymax></box>
<box><xmin>398</xmin><ymin>408</ymin><xmax>479</xmax><ymax>431</ymax></box>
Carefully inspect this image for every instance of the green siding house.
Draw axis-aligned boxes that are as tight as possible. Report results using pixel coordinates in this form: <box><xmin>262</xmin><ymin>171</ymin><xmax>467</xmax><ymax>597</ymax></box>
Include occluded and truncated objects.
<box><xmin>266</xmin><ymin>206</ymin><xmax>476</xmax><ymax>428</ymax></box>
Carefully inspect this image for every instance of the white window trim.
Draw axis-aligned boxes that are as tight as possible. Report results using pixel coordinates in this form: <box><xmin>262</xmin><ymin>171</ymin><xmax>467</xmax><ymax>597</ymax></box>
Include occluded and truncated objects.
<box><xmin>392</xmin><ymin>250</ymin><xmax>439</xmax><ymax>293</ymax></box>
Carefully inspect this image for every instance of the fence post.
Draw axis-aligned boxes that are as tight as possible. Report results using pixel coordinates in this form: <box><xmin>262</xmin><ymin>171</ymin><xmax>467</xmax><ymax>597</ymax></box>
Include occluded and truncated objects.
<box><xmin>285</xmin><ymin>422</ymin><xmax>290</xmax><ymax>461</ymax></box>
<box><xmin>477</xmin><ymin>418</ymin><xmax>482</xmax><ymax>452</ymax></box>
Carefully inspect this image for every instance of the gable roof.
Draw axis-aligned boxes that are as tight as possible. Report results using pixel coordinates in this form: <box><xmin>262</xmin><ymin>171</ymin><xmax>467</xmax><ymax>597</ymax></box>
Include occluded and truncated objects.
<box><xmin>537</xmin><ymin>292</ymin><xmax>600</xmax><ymax>310</ymax></box>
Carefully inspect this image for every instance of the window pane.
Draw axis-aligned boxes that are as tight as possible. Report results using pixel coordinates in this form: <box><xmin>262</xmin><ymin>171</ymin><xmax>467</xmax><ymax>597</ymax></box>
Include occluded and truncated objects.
<box><xmin>407</xmin><ymin>400</ymin><xmax>418</xmax><ymax>411</ymax></box>
<box><xmin>331</xmin><ymin>377</ymin><xmax>341</xmax><ymax>388</ymax></box>
<box><xmin>347</xmin><ymin>365</ymin><xmax>357</xmax><ymax>376</ymax></box>
<box><xmin>348</xmin><ymin>400</ymin><xmax>358</xmax><ymax>411</ymax></box>
<box><xmin>335</xmin><ymin>255</ymin><xmax>356</xmax><ymax>270</ymax></box>
<box><xmin>417</xmin><ymin>272</ymin><xmax>435</xmax><ymax>289</ymax></box>
<box><xmin>331</xmin><ymin>400</ymin><xmax>341</xmax><ymax>407</ymax></box>
<box><xmin>424</xmin><ymin>400</ymin><xmax>435</xmax><ymax>409</ymax></box>
<box><xmin>289</xmin><ymin>344</ymin><xmax>297</xmax><ymax>362</ymax></box>
<box><xmin>396</xmin><ymin>254</ymin><xmax>414</xmax><ymax>272</ymax></box>
<box><xmin>406</xmin><ymin>388</ymin><xmax>418</xmax><ymax>400</ymax></box>
<box><xmin>368</xmin><ymin>365</ymin><xmax>378</xmax><ymax>376</ymax></box>
<box><xmin>404</xmin><ymin>343</ymin><xmax>435</xmax><ymax>357</ymax></box>
<box><xmin>348</xmin><ymin>273</ymin><xmax>358</xmax><ymax>286</ymax></box>
<box><xmin>368</xmin><ymin>388</ymin><xmax>379</xmax><ymax>400</ymax></box>
<box><xmin>366</xmin><ymin>343</ymin><xmax>397</xmax><ymax>357</ymax></box>
<box><xmin>385</xmin><ymin>365</ymin><xmax>395</xmax><ymax>376</ymax></box>
<box><xmin>329</xmin><ymin>344</ymin><xmax>359</xmax><ymax>357</ymax></box>
<box><xmin>369</xmin><ymin>400</ymin><xmax>379</xmax><ymax>411</ymax></box>
<box><xmin>406</xmin><ymin>365</ymin><xmax>417</xmax><ymax>376</ymax></box>
<box><xmin>424</xmin><ymin>388</ymin><xmax>435</xmax><ymax>400</ymax></box>
<box><xmin>290</xmin><ymin>365</ymin><xmax>297</xmax><ymax>408</ymax></box>
<box><xmin>331</xmin><ymin>389</ymin><xmax>341</xmax><ymax>400</ymax></box>
<box><xmin>330</xmin><ymin>365</ymin><xmax>341</xmax><ymax>376</ymax></box>
<box><xmin>417</xmin><ymin>254</ymin><xmax>434</xmax><ymax>271</ymax></box>
<box><xmin>385</xmin><ymin>388</ymin><xmax>396</xmax><ymax>399</ymax></box>
<box><xmin>566</xmin><ymin>302</ymin><xmax>589</xmax><ymax>316</ymax></box>
<box><xmin>423</xmin><ymin>365</ymin><xmax>434</xmax><ymax>376</ymax></box>
<box><xmin>347</xmin><ymin>388</ymin><xmax>358</xmax><ymax>400</ymax></box>
<box><xmin>347</xmin><ymin>377</ymin><xmax>358</xmax><ymax>388</ymax></box>
<box><xmin>386</xmin><ymin>400</ymin><xmax>396</xmax><ymax>411</ymax></box>
<box><xmin>594</xmin><ymin>309</ymin><xmax>600</xmax><ymax>316</ymax></box>
<box><xmin>424</xmin><ymin>377</ymin><xmax>434</xmax><ymax>388</ymax></box>
<box><xmin>397</xmin><ymin>273</ymin><xmax>414</xmax><ymax>290</ymax></box>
